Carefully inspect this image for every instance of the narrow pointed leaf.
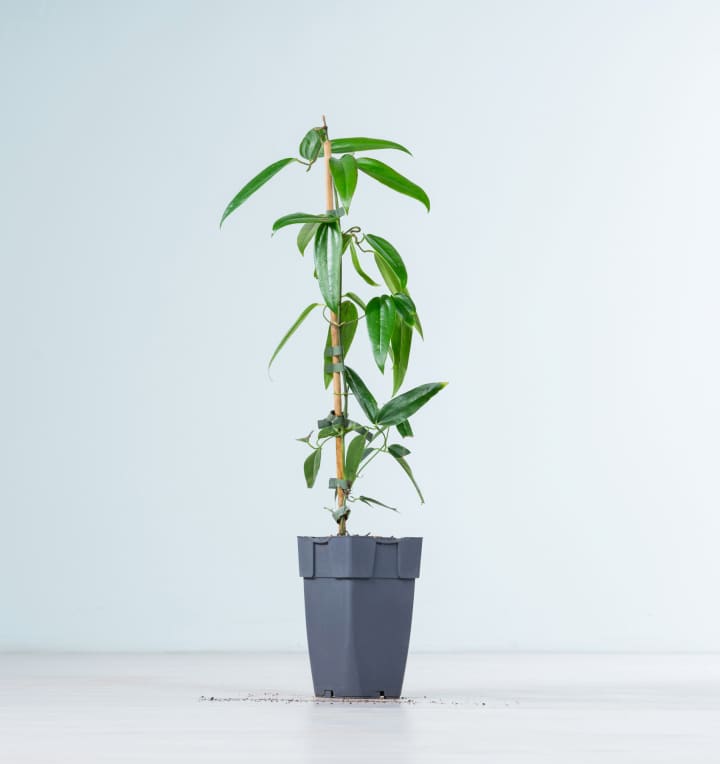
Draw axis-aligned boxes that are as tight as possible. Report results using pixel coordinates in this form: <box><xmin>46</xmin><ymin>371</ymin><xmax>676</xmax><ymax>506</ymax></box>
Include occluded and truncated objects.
<box><xmin>344</xmin><ymin>434</ymin><xmax>367</xmax><ymax>483</ymax></box>
<box><xmin>375</xmin><ymin>255</ymin><xmax>402</xmax><ymax>294</ymax></box>
<box><xmin>220</xmin><ymin>158</ymin><xmax>296</xmax><ymax>226</ymax></box>
<box><xmin>314</xmin><ymin>223</ymin><xmax>342</xmax><ymax>312</ymax></box>
<box><xmin>323</xmin><ymin>300</ymin><xmax>359</xmax><ymax>388</ymax></box>
<box><xmin>344</xmin><ymin>291</ymin><xmax>366</xmax><ymax>311</ymax></box>
<box><xmin>366</xmin><ymin>295</ymin><xmax>396</xmax><ymax>372</ymax></box>
<box><xmin>349</xmin><ymin>240</ymin><xmax>379</xmax><ymax>287</ymax></box>
<box><xmin>392</xmin><ymin>293</ymin><xmax>417</xmax><ymax>326</ymax></box>
<box><xmin>388</xmin><ymin>444</ymin><xmax>411</xmax><ymax>458</ymax></box>
<box><xmin>365</xmin><ymin>234</ymin><xmax>407</xmax><ymax>290</ymax></box>
<box><xmin>356</xmin><ymin>157</ymin><xmax>430</xmax><ymax>211</ymax></box>
<box><xmin>330</xmin><ymin>155</ymin><xmax>358</xmax><ymax>211</ymax></box>
<box><xmin>331</xmin><ymin>137</ymin><xmax>412</xmax><ymax>155</ymax></box>
<box><xmin>389</xmin><ymin>453</ymin><xmax>424</xmax><ymax>504</ymax></box>
<box><xmin>391</xmin><ymin>319</ymin><xmax>412</xmax><ymax>394</ymax></box>
<box><xmin>297</xmin><ymin>222</ymin><xmax>319</xmax><ymax>255</ymax></box>
<box><xmin>396</xmin><ymin>419</ymin><xmax>414</xmax><ymax>438</ymax></box>
<box><xmin>413</xmin><ymin>310</ymin><xmax>424</xmax><ymax>339</ymax></box>
<box><xmin>273</xmin><ymin>212</ymin><xmax>334</xmax><ymax>233</ymax></box>
<box><xmin>299</xmin><ymin>128</ymin><xmax>323</xmax><ymax>162</ymax></box>
<box><xmin>376</xmin><ymin>382</ymin><xmax>447</xmax><ymax>426</ymax></box>
<box><xmin>344</xmin><ymin>366</ymin><xmax>378</xmax><ymax>423</ymax></box>
<box><xmin>269</xmin><ymin>303</ymin><xmax>321</xmax><ymax>370</ymax></box>
<box><xmin>357</xmin><ymin>495</ymin><xmax>398</xmax><ymax>512</ymax></box>
<box><xmin>303</xmin><ymin>449</ymin><xmax>322</xmax><ymax>488</ymax></box>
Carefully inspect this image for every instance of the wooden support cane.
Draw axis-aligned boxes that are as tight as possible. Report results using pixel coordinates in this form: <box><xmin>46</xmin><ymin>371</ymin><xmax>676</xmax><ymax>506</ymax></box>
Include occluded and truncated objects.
<box><xmin>322</xmin><ymin>116</ymin><xmax>347</xmax><ymax>535</ymax></box>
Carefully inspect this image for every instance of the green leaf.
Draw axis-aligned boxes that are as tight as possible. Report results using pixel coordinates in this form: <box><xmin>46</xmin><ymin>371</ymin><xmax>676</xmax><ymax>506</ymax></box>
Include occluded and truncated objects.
<box><xmin>388</xmin><ymin>444</ymin><xmax>411</xmax><ymax>458</ymax></box>
<box><xmin>297</xmin><ymin>222</ymin><xmax>319</xmax><ymax>255</ymax></box>
<box><xmin>220</xmin><ymin>158</ymin><xmax>296</xmax><ymax>227</ymax></box>
<box><xmin>299</xmin><ymin>128</ymin><xmax>323</xmax><ymax>162</ymax></box>
<box><xmin>392</xmin><ymin>293</ymin><xmax>416</xmax><ymax>326</ymax></box>
<box><xmin>349</xmin><ymin>240</ymin><xmax>380</xmax><ymax>287</ymax></box>
<box><xmin>314</xmin><ymin>223</ymin><xmax>342</xmax><ymax>313</ymax></box>
<box><xmin>413</xmin><ymin>310</ymin><xmax>424</xmax><ymax>340</ymax></box>
<box><xmin>344</xmin><ymin>367</ymin><xmax>379</xmax><ymax>423</ymax></box>
<box><xmin>323</xmin><ymin>301</ymin><xmax>359</xmax><ymax>388</ymax></box>
<box><xmin>273</xmin><ymin>212</ymin><xmax>334</xmax><ymax>233</ymax></box>
<box><xmin>357</xmin><ymin>495</ymin><xmax>398</xmax><ymax>512</ymax></box>
<box><xmin>366</xmin><ymin>295</ymin><xmax>396</xmax><ymax>373</ymax></box>
<box><xmin>356</xmin><ymin>157</ymin><xmax>430</xmax><ymax>211</ymax></box>
<box><xmin>344</xmin><ymin>434</ymin><xmax>367</xmax><ymax>483</ymax></box>
<box><xmin>391</xmin><ymin>319</ymin><xmax>412</xmax><ymax>394</ymax></box>
<box><xmin>304</xmin><ymin>449</ymin><xmax>322</xmax><ymax>488</ymax></box>
<box><xmin>344</xmin><ymin>291</ymin><xmax>367</xmax><ymax>311</ymax></box>
<box><xmin>374</xmin><ymin>255</ymin><xmax>402</xmax><ymax>294</ymax></box>
<box><xmin>268</xmin><ymin>303</ymin><xmax>321</xmax><ymax>370</ymax></box>
<box><xmin>330</xmin><ymin>155</ymin><xmax>358</xmax><ymax>211</ymax></box>
<box><xmin>365</xmin><ymin>234</ymin><xmax>408</xmax><ymax>290</ymax></box>
<box><xmin>296</xmin><ymin>431</ymin><xmax>313</xmax><ymax>444</ymax></box>
<box><xmin>376</xmin><ymin>381</ymin><xmax>447</xmax><ymax>426</ymax></box>
<box><xmin>389</xmin><ymin>452</ymin><xmax>424</xmax><ymax>504</ymax></box>
<box><xmin>396</xmin><ymin>419</ymin><xmax>414</xmax><ymax>438</ymax></box>
<box><xmin>331</xmin><ymin>137</ymin><xmax>412</xmax><ymax>155</ymax></box>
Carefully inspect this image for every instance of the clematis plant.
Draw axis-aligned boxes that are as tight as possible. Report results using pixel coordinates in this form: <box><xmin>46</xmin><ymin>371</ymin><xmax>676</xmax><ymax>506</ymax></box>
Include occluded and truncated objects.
<box><xmin>221</xmin><ymin>117</ymin><xmax>446</xmax><ymax>535</ymax></box>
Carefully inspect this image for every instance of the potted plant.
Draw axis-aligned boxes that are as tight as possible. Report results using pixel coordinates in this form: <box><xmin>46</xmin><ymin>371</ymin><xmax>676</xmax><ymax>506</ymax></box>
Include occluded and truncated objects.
<box><xmin>220</xmin><ymin>117</ymin><xmax>446</xmax><ymax>698</ymax></box>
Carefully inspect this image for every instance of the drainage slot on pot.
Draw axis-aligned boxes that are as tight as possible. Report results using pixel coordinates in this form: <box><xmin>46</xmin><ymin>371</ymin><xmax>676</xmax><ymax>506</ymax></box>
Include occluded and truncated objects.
<box><xmin>377</xmin><ymin>691</ymin><xmax>385</xmax><ymax>699</ymax></box>
<box><xmin>322</xmin><ymin>690</ymin><xmax>334</xmax><ymax>698</ymax></box>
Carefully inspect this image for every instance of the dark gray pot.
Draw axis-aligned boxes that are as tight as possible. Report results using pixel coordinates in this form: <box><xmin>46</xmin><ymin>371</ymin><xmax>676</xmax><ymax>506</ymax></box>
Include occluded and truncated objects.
<box><xmin>297</xmin><ymin>535</ymin><xmax>422</xmax><ymax>698</ymax></box>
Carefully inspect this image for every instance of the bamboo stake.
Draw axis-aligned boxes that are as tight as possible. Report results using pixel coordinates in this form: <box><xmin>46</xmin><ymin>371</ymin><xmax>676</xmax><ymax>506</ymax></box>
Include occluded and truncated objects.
<box><xmin>322</xmin><ymin>116</ymin><xmax>346</xmax><ymax>534</ymax></box>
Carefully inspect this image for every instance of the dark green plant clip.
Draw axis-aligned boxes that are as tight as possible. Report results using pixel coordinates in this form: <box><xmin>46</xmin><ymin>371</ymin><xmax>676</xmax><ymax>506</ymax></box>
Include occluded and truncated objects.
<box><xmin>324</xmin><ymin>362</ymin><xmax>345</xmax><ymax>373</ymax></box>
<box><xmin>317</xmin><ymin>413</ymin><xmax>348</xmax><ymax>429</ymax></box>
<box><xmin>328</xmin><ymin>478</ymin><xmax>350</xmax><ymax>490</ymax></box>
<box><xmin>324</xmin><ymin>345</ymin><xmax>343</xmax><ymax>357</ymax></box>
<box><xmin>331</xmin><ymin>505</ymin><xmax>350</xmax><ymax>522</ymax></box>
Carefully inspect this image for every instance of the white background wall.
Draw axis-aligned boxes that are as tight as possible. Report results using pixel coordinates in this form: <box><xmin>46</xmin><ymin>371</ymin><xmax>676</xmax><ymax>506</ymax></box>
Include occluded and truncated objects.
<box><xmin>1</xmin><ymin>0</ymin><xmax>719</xmax><ymax>651</ymax></box>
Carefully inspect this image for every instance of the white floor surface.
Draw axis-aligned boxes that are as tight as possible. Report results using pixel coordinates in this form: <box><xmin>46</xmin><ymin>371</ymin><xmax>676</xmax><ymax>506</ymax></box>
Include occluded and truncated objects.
<box><xmin>1</xmin><ymin>652</ymin><xmax>719</xmax><ymax>762</ymax></box>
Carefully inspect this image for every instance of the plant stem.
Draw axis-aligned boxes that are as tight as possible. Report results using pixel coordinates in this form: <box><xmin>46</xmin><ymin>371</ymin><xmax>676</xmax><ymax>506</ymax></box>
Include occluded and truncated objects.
<box><xmin>322</xmin><ymin>116</ymin><xmax>347</xmax><ymax>536</ymax></box>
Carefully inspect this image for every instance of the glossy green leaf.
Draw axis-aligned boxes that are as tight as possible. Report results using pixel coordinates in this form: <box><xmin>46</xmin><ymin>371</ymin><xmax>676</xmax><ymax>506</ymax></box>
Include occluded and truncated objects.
<box><xmin>389</xmin><ymin>452</ymin><xmax>424</xmax><ymax>504</ymax></box>
<box><xmin>323</xmin><ymin>301</ymin><xmax>359</xmax><ymax>388</ymax></box>
<box><xmin>376</xmin><ymin>381</ymin><xmax>447</xmax><ymax>426</ymax></box>
<box><xmin>391</xmin><ymin>319</ymin><xmax>412</xmax><ymax>394</ymax></box>
<box><xmin>303</xmin><ymin>449</ymin><xmax>322</xmax><ymax>488</ymax></box>
<box><xmin>413</xmin><ymin>310</ymin><xmax>425</xmax><ymax>340</ymax></box>
<box><xmin>331</xmin><ymin>137</ymin><xmax>411</xmax><ymax>155</ymax></box>
<box><xmin>357</xmin><ymin>495</ymin><xmax>398</xmax><ymax>512</ymax></box>
<box><xmin>349</xmin><ymin>241</ymin><xmax>380</xmax><ymax>287</ymax></box>
<box><xmin>273</xmin><ymin>212</ymin><xmax>334</xmax><ymax>233</ymax></box>
<box><xmin>268</xmin><ymin>303</ymin><xmax>321</xmax><ymax>370</ymax></box>
<box><xmin>344</xmin><ymin>434</ymin><xmax>367</xmax><ymax>483</ymax></box>
<box><xmin>330</xmin><ymin>155</ymin><xmax>358</xmax><ymax>211</ymax></box>
<box><xmin>344</xmin><ymin>367</ymin><xmax>378</xmax><ymax>423</ymax></box>
<box><xmin>374</xmin><ymin>255</ymin><xmax>402</xmax><ymax>294</ymax></box>
<box><xmin>396</xmin><ymin>419</ymin><xmax>414</xmax><ymax>438</ymax></box>
<box><xmin>344</xmin><ymin>291</ymin><xmax>367</xmax><ymax>311</ymax></box>
<box><xmin>313</xmin><ymin>223</ymin><xmax>342</xmax><ymax>313</ymax></box>
<box><xmin>366</xmin><ymin>295</ymin><xmax>396</xmax><ymax>372</ymax></box>
<box><xmin>220</xmin><ymin>158</ymin><xmax>296</xmax><ymax>227</ymax></box>
<box><xmin>388</xmin><ymin>444</ymin><xmax>411</xmax><ymax>458</ymax></box>
<box><xmin>356</xmin><ymin>157</ymin><xmax>430</xmax><ymax>211</ymax></box>
<box><xmin>365</xmin><ymin>234</ymin><xmax>408</xmax><ymax>290</ymax></box>
<box><xmin>392</xmin><ymin>293</ymin><xmax>416</xmax><ymax>326</ymax></box>
<box><xmin>299</xmin><ymin>128</ymin><xmax>323</xmax><ymax>162</ymax></box>
<box><xmin>297</xmin><ymin>222</ymin><xmax>319</xmax><ymax>255</ymax></box>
